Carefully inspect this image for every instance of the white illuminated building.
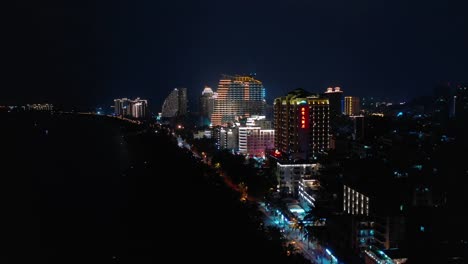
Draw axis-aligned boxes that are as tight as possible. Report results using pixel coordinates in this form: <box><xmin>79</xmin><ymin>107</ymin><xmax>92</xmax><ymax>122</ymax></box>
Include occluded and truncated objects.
<box><xmin>344</xmin><ymin>185</ymin><xmax>370</xmax><ymax>215</ymax></box>
<box><xmin>277</xmin><ymin>162</ymin><xmax>317</xmax><ymax>197</ymax></box>
<box><xmin>161</xmin><ymin>88</ymin><xmax>187</xmax><ymax>118</ymax></box>
<box><xmin>114</xmin><ymin>97</ymin><xmax>148</xmax><ymax>118</ymax></box>
<box><xmin>238</xmin><ymin>116</ymin><xmax>274</xmax><ymax>157</ymax></box>
<box><xmin>298</xmin><ymin>179</ymin><xmax>320</xmax><ymax>208</ymax></box>
<box><xmin>217</xmin><ymin>126</ymin><xmax>238</xmax><ymax>150</ymax></box>
<box><xmin>193</xmin><ymin>130</ymin><xmax>212</xmax><ymax>139</ymax></box>
<box><xmin>131</xmin><ymin>99</ymin><xmax>148</xmax><ymax>118</ymax></box>
<box><xmin>26</xmin><ymin>104</ymin><xmax>53</xmax><ymax>111</ymax></box>
<box><xmin>200</xmin><ymin>86</ymin><xmax>216</xmax><ymax>126</ymax></box>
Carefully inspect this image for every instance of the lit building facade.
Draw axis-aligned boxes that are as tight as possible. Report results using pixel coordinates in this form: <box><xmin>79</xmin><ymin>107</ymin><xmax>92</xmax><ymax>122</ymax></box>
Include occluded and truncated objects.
<box><xmin>114</xmin><ymin>98</ymin><xmax>148</xmax><ymax>118</ymax></box>
<box><xmin>178</xmin><ymin>87</ymin><xmax>187</xmax><ymax>116</ymax></box>
<box><xmin>131</xmin><ymin>98</ymin><xmax>148</xmax><ymax>118</ymax></box>
<box><xmin>274</xmin><ymin>89</ymin><xmax>330</xmax><ymax>159</ymax></box>
<box><xmin>114</xmin><ymin>98</ymin><xmax>130</xmax><ymax>116</ymax></box>
<box><xmin>344</xmin><ymin>184</ymin><xmax>370</xmax><ymax>216</ymax></box>
<box><xmin>344</xmin><ymin>96</ymin><xmax>361</xmax><ymax>116</ymax></box>
<box><xmin>214</xmin><ymin>126</ymin><xmax>239</xmax><ymax>151</ymax></box>
<box><xmin>238</xmin><ymin>116</ymin><xmax>274</xmax><ymax>157</ymax></box>
<box><xmin>26</xmin><ymin>104</ymin><xmax>53</xmax><ymax>111</ymax></box>
<box><xmin>277</xmin><ymin>162</ymin><xmax>316</xmax><ymax>197</ymax></box>
<box><xmin>298</xmin><ymin>178</ymin><xmax>320</xmax><ymax>209</ymax></box>
<box><xmin>199</xmin><ymin>86</ymin><xmax>216</xmax><ymax>126</ymax></box>
<box><xmin>211</xmin><ymin>74</ymin><xmax>266</xmax><ymax>126</ymax></box>
<box><xmin>343</xmin><ymin>184</ymin><xmax>406</xmax><ymax>252</ymax></box>
<box><xmin>363</xmin><ymin>246</ymin><xmax>399</xmax><ymax>264</ymax></box>
<box><xmin>161</xmin><ymin>88</ymin><xmax>187</xmax><ymax>118</ymax></box>
<box><xmin>239</xmin><ymin>128</ymin><xmax>274</xmax><ymax>157</ymax></box>
<box><xmin>323</xmin><ymin>87</ymin><xmax>343</xmax><ymax>117</ymax></box>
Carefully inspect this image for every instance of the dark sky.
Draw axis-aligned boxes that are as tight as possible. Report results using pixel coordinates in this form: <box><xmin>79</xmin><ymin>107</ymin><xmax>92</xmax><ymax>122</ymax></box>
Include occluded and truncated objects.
<box><xmin>5</xmin><ymin>0</ymin><xmax>468</xmax><ymax>111</ymax></box>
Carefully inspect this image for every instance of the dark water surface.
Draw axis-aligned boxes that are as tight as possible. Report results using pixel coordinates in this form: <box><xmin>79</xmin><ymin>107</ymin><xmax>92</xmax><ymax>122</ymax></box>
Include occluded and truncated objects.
<box><xmin>2</xmin><ymin>112</ymin><xmax>281</xmax><ymax>264</ymax></box>
<box><xmin>2</xmin><ymin>112</ymin><xmax>132</xmax><ymax>263</ymax></box>
<box><xmin>0</xmin><ymin>113</ymin><xmax>271</xmax><ymax>263</ymax></box>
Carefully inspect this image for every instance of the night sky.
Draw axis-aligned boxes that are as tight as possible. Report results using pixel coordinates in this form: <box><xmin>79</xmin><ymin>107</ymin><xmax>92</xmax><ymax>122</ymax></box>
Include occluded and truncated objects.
<box><xmin>6</xmin><ymin>0</ymin><xmax>468</xmax><ymax>111</ymax></box>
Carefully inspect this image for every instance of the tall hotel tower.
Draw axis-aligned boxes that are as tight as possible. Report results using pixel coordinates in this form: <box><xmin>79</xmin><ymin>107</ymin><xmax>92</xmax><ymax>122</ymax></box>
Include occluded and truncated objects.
<box><xmin>211</xmin><ymin>74</ymin><xmax>266</xmax><ymax>126</ymax></box>
<box><xmin>114</xmin><ymin>97</ymin><xmax>148</xmax><ymax>118</ymax></box>
<box><xmin>274</xmin><ymin>88</ymin><xmax>330</xmax><ymax>159</ymax></box>
<box><xmin>199</xmin><ymin>86</ymin><xmax>216</xmax><ymax>126</ymax></box>
<box><xmin>322</xmin><ymin>87</ymin><xmax>343</xmax><ymax>117</ymax></box>
<box><xmin>161</xmin><ymin>88</ymin><xmax>188</xmax><ymax>118</ymax></box>
<box><xmin>344</xmin><ymin>96</ymin><xmax>361</xmax><ymax>116</ymax></box>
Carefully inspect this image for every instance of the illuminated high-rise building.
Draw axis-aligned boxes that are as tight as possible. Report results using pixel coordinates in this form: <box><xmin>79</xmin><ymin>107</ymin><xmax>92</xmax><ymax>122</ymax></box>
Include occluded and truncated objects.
<box><xmin>211</xmin><ymin>74</ymin><xmax>266</xmax><ymax>126</ymax></box>
<box><xmin>274</xmin><ymin>88</ymin><xmax>330</xmax><ymax>159</ymax></box>
<box><xmin>323</xmin><ymin>87</ymin><xmax>343</xmax><ymax>117</ymax></box>
<box><xmin>114</xmin><ymin>98</ymin><xmax>130</xmax><ymax>116</ymax></box>
<box><xmin>344</xmin><ymin>96</ymin><xmax>361</xmax><ymax>116</ymax></box>
<box><xmin>178</xmin><ymin>87</ymin><xmax>188</xmax><ymax>116</ymax></box>
<box><xmin>114</xmin><ymin>99</ymin><xmax>123</xmax><ymax>116</ymax></box>
<box><xmin>131</xmin><ymin>98</ymin><xmax>148</xmax><ymax>118</ymax></box>
<box><xmin>199</xmin><ymin>86</ymin><xmax>216</xmax><ymax>126</ymax></box>
<box><xmin>114</xmin><ymin>97</ymin><xmax>148</xmax><ymax>118</ymax></box>
<box><xmin>161</xmin><ymin>88</ymin><xmax>187</xmax><ymax>118</ymax></box>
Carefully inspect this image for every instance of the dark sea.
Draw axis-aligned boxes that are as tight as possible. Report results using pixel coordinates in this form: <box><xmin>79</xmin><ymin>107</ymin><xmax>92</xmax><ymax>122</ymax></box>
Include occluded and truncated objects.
<box><xmin>2</xmin><ymin>112</ymin><xmax>133</xmax><ymax>263</ymax></box>
<box><xmin>1</xmin><ymin>112</ymin><xmax>278</xmax><ymax>264</ymax></box>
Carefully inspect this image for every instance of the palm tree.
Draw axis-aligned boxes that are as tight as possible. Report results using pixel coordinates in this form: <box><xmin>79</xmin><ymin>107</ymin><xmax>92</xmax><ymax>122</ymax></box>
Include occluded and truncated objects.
<box><xmin>285</xmin><ymin>242</ymin><xmax>298</xmax><ymax>256</ymax></box>
<box><xmin>304</xmin><ymin>207</ymin><xmax>329</xmax><ymax>226</ymax></box>
<box><xmin>297</xmin><ymin>220</ymin><xmax>305</xmax><ymax>240</ymax></box>
<box><xmin>303</xmin><ymin>209</ymin><xmax>314</xmax><ymax>222</ymax></box>
<box><xmin>289</xmin><ymin>217</ymin><xmax>301</xmax><ymax>238</ymax></box>
<box><xmin>303</xmin><ymin>230</ymin><xmax>311</xmax><ymax>249</ymax></box>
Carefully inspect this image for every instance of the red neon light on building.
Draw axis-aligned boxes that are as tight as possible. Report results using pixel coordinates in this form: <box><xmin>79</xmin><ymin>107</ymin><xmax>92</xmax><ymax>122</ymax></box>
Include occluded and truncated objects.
<box><xmin>300</xmin><ymin>106</ymin><xmax>309</xmax><ymax>129</ymax></box>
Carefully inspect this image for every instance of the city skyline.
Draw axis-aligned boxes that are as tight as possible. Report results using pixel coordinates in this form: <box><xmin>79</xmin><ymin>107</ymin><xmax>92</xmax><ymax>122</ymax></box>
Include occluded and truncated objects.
<box><xmin>4</xmin><ymin>1</ymin><xmax>468</xmax><ymax>263</ymax></box>
<box><xmin>5</xmin><ymin>0</ymin><xmax>468</xmax><ymax>109</ymax></box>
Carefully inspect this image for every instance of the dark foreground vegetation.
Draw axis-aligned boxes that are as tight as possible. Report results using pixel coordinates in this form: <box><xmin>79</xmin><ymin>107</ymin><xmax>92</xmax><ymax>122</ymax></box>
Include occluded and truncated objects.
<box><xmin>2</xmin><ymin>112</ymin><xmax>309</xmax><ymax>263</ymax></box>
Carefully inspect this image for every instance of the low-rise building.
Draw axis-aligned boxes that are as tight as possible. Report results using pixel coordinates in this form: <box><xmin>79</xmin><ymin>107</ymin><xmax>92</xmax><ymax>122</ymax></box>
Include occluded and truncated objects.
<box><xmin>277</xmin><ymin>161</ymin><xmax>318</xmax><ymax>197</ymax></box>
<box><xmin>238</xmin><ymin>116</ymin><xmax>274</xmax><ymax>157</ymax></box>
<box><xmin>213</xmin><ymin>126</ymin><xmax>238</xmax><ymax>151</ymax></box>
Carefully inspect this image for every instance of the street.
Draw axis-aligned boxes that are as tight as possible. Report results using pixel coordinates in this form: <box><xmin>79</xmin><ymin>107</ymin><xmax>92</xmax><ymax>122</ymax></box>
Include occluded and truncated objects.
<box><xmin>258</xmin><ymin>202</ymin><xmax>338</xmax><ymax>264</ymax></box>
